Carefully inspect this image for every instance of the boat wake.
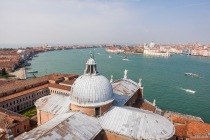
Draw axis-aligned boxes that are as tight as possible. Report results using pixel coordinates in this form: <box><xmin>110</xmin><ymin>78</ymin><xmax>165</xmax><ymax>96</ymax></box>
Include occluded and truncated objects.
<box><xmin>180</xmin><ymin>88</ymin><xmax>196</xmax><ymax>94</ymax></box>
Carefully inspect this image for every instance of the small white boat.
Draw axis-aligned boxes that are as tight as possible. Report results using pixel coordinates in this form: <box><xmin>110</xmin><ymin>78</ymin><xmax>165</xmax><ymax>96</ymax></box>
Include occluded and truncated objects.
<box><xmin>185</xmin><ymin>73</ymin><xmax>199</xmax><ymax>77</ymax></box>
<box><xmin>122</xmin><ymin>56</ymin><xmax>128</xmax><ymax>61</ymax></box>
<box><xmin>28</xmin><ymin>70</ymin><xmax>38</xmax><ymax>73</ymax></box>
<box><xmin>185</xmin><ymin>89</ymin><xmax>196</xmax><ymax>94</ymax></box>
<box><xmin>180</xmin><ymin>88</ymin><xmax>196</xmax><ymax>94</ymax></box>
<box><xmin>109</xmin><ymin>55</ymin><xmax>112</xmax><ymax>58</ymax></box>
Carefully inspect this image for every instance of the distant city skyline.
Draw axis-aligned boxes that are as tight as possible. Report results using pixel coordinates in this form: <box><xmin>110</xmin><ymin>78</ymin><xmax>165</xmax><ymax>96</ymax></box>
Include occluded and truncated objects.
<box><xmin>0</xmin><ymin>0</ymin><xmax>210</xmax><ymax>46</ymax></box>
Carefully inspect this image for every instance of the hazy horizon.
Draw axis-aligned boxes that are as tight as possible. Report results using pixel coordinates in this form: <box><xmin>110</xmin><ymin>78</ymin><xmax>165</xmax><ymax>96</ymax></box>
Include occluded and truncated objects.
<box><xmin>0</xmin><ymin>0</ymin><xmax>210</xmax><ymax>46</ymax></box>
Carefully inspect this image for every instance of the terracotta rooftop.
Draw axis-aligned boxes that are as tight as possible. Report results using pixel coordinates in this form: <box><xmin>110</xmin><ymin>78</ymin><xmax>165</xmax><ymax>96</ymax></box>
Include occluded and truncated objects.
<box><xmin>0</xmin><ymin>74</ymin><xmax>78</xmax><ymax>94</ymax></box>
<box><xmin>0</xmin><ymin>84</ymin><xmax>48</xmax><ymax>103</ymax></box>
<box><xmin>172</xmin><ymin>116</ymin><xmax>210</xmax><ymax>139</ymax></box>
<box><xmin>0</xmin><ymin>76</ymin><xmax>48</xmax><ymax>94</ymax></box>
<box><xmin>174</xmin><ymin>125</ymin><xmax>187</xmax><ymax>137</ymax></box>
<box><xmin>0</xmin><ymin>80</ymin><xmax>17</xmax><ymax>87</ymax></box>
<box><xmin>49</xmin><ymin>83</ymin><xmax>71</xmax><ymax>91</ymax></box>
<box><xmin>47</xmin><ymin>74</ymin><xmax>78</xmax><ymax>81</ymax></box>
<box><xmin>188</xmin><ymin>121</ymin><xmax>210</xmax><ymax>139</ymax></box>
<box><xmin>59</xmin><ymin>79</ymin><xmax>76</xmax><ymax>85</ymax></box>
<box><xmin>0</xmin><ymin>107</ymin><xmax>29</xmax><ymax>128</ymax></box>
<box><xmin>0</xmin><ymin>61</ymin><xmax>18</xmax><ymax>68</ymax></box>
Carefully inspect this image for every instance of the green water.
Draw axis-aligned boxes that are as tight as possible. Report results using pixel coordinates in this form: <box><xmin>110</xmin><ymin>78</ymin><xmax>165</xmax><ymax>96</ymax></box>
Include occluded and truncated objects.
<box><xmin>29</xmin><ymin>48</ymin><xmax>210</xmax><ymax>123</ymax></box>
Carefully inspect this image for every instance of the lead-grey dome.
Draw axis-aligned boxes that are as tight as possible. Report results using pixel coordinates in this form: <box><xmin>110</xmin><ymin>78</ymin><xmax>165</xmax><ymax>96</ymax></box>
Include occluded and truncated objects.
<box><xmin>70</xmin><ymin>56</ymin><xmax>114</xmax><ymax>107</ymax></box>
<box><xmin>70</xmin><ymin>75</ymin><xmax>114</xmax><ymax>107</ymax></box>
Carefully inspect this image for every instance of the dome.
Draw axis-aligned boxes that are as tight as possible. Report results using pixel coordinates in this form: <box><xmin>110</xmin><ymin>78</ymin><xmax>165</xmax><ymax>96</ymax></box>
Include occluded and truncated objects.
<box><xmin>17</xmin><ymin>49</ymin><xmax>24</xmax><ymax>54</ymax></box>
<box><xmin>149</xmin><ymin>41</ymin><xmax>155</xmax><ymax>48</ymax></box>
<box><xmin>70</xmin><ymin>75</ymin><xmax>114</xmax><ymax>107</ymax></box>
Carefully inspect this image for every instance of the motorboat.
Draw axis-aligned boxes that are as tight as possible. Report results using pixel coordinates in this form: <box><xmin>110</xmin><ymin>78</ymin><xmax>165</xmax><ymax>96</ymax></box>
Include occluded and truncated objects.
<box><xmin>122</xmin><ymin>56</ymin><xmax>128</xmax><ymax>61</ymax></box>
<box><xmin>185</xmin><ymin>89</ymin><xmax>196</xmax><ymax>94</ymax></box>
<box><xmin>185</xmin><ymin>73</ymin><xmax>199</xmax><ymax>77</ymax></box>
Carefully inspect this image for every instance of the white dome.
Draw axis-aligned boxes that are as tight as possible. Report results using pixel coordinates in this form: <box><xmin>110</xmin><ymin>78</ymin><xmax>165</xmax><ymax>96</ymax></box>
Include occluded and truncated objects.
<box><xmin>17</xmin><ymin>49</ymin><xmax>24</xmax><ymax>54</ymax></box>
<box><xmin>70</xmin><ymin>75</ymin><xmax>114</xmax><ymax>107</ymax></box>
<box><xmin>149</xmin><ymin>41</ymin><xmax>155</xmax><ymax>48</ymax></box>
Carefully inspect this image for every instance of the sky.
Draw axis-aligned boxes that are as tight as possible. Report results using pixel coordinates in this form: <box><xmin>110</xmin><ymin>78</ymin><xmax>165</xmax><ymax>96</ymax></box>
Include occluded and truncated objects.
<box><xmin>0</xmin><ymin>0</ymin><xmax>210</xmax><ymax>46</ymax></box>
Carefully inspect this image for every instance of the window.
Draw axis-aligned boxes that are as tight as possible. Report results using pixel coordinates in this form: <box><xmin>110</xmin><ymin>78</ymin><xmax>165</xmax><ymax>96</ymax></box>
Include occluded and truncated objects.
<box><xmin>95</xmin><ymin>107</ymin><xmax>100</xmax><ymax>116</ymax></box>
<box><xmin>16</xmin><ymin>129</ymin><xmax>20</xmax><ymax>134</ymax></box>
<box><xmin>24</xmin><ymin>125</ymin><xmax>27</xmax><ymax>130</ymax></box>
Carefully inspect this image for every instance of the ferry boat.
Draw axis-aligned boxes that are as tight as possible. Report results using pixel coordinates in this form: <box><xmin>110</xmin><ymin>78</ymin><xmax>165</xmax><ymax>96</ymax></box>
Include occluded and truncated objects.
<box><xmin>185</xmin><ymin>73</ymin><xmax>199</xmax><ymax>77</ymax></box>
<box><xmin>122</xmin><ymin>56</ymin><xmax>128</xmax><ymax>61</ymax></box>
<box><xmin>28</xmin><ymin>70</ymin><xmax>38</xmax><ymax>73</ymax></box>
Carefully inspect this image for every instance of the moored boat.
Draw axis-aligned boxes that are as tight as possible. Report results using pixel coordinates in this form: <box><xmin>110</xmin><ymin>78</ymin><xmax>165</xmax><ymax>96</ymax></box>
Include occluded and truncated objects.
<box><xmin>28</xmin><ymin>70</ymin><xmax>38</xmax><ymax>73</ymax></box>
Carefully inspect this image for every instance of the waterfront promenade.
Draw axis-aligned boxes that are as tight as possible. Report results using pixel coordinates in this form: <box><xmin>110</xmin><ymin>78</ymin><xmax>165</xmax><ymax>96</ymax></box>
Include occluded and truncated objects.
<box><xmin>10</xmin><ymin>67</ymin><xmax>26</xmax><ymax>80</ymax></box>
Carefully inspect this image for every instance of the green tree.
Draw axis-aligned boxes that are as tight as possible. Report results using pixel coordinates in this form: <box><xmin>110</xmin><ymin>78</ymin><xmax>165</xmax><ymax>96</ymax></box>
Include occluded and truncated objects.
<box><xmin>1</xmin><ymin>68</ymin><xmax>7</xmax><ymax>76</ymax></box>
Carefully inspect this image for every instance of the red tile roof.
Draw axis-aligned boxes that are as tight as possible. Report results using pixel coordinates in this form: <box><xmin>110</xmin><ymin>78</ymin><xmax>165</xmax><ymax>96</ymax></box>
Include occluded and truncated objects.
<box><xmin>0</xmin><ymin>107</ymin><xmax>29</xmax><ymax>128</ymax></box>
<box><xmin>0</xmin><ymin>84</ymin><xmax>48</xmax><ymax>102</ymax></box>
<box><xmin>172</xmin><ymin>116</ymin><xmax>210</xmax><ymax>139</ymax></box>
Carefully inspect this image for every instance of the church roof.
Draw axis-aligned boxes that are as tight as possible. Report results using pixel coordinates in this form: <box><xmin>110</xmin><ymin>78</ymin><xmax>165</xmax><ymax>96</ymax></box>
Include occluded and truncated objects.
<box><xmin>35</xmin><ymin>94</ymin><xmax>70</xmax><ymax>115</ymax></box>
<box><xmin>112</xmin><ymin>78</ymin><xmax>140</xmax><ymax>106</ymax></box>
<box><xmin>15</xmin><ymin>112</ymin><xmax>102</xmax><ymax>140</ymax></box>
<box><xmin>99</xmin><ymin>106</ymin><xmax>175</xmax><ymax>140</ymax></box>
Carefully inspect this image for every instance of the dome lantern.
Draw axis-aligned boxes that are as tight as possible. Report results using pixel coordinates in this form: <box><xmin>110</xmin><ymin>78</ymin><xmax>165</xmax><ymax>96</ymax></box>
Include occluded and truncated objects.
<box><xmin>84</xmin><ymin>51</ymin><xmax>99</xmax><ymax>75</ymax></box>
